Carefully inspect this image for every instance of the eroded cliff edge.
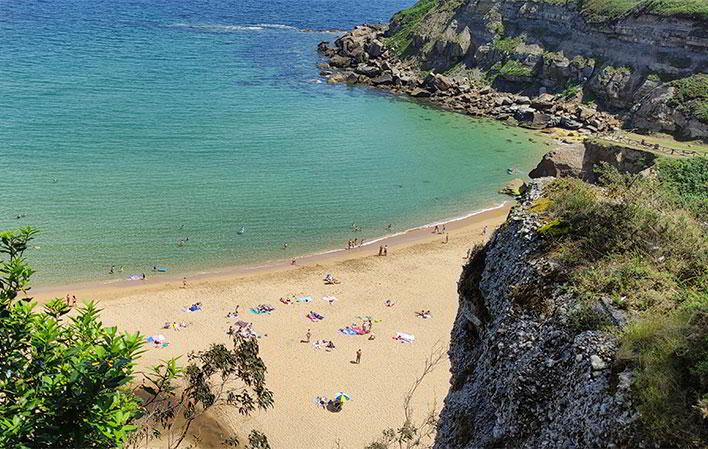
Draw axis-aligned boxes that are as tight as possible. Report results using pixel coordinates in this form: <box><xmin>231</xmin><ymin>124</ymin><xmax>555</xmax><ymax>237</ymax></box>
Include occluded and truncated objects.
<box><xmin>435</xmin><ymin>181</ymin><xmax>640</xmax><ymax>449</ymax></box>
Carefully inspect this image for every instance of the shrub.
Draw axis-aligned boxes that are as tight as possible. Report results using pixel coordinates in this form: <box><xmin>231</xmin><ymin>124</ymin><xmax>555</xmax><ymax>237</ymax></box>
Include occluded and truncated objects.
<box><xmin>669</xmin><ymin>74</ymin><xmax>708</xmax><ymax>123</ymax></box>
<box><xmin>534</xmin><ymin>166</ymin><xmax>708</xmax><ymax>447</ymax></box>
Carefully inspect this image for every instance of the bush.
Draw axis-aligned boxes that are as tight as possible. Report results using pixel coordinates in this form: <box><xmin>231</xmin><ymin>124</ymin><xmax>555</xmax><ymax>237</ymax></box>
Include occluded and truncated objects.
<box><xmin>534</xmin><ymin>166</ymin><xmax>708</xmax><ymax>447</ymax></box>
<box><xmin>669</xmin><ymin>74</ymin><xmax>708</xmax><ymax>123</ymax></box>
<box><xmin>655</xmin><ymin>156</ymin><xmax>708</xmax><ymax>219</ymax></box>
<box><xmin>386</xmin><ymin>0</ymin><xmax>438</xmax><ymax>55</ymax></box>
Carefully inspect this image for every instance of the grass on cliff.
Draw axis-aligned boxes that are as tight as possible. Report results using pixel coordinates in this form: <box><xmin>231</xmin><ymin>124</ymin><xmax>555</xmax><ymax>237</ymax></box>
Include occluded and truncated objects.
<box><xmin>534</xmin><ymin>160</ymin><xmax>708</xmax><ymax>447</ymax></box>
<box><xmin>385</xmin><ymin>0</ymin><xmax>438</xmax><ymax>56</ymax></box>
<box><xmin>570</xmin><ymin>0</ymin><xmax>708</xmax><ymax>22</ymax></box>
<box><xmin>669</xmin><ymin>74</ymin><xmax>708</xmax><ymax>124</ymax></box>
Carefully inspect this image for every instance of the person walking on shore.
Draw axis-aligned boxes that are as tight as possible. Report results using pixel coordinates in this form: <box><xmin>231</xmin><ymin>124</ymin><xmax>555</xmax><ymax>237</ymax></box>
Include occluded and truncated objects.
<box><xmin>181</xmin><ymin>277</ymin><xmax>188</xmax><ymax>289</ymax></box>
<box><xmin>378</xmin><ymin>245</ymin><xmax>383</xmax><ymax>256</ymax></box>
<box><xmin>354</xmin><ymin>348</ymin><xmax>362</xmax><ymax>364</ymax></box>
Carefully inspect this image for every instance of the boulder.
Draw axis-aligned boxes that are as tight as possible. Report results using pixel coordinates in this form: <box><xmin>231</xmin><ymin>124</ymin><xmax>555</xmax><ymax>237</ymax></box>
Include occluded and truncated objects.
<box><xmin>365</xmin><ymin>39</ymin><xmax>385</xmax><ymax>58</ymax></box>
<box><xmin>499</xmin><ymin>178</ymin><xmax>527</xmax><ymax>196</ymax></box>
<box><xmin>409</xmin><ymin>87</ymin><xmax>432</xmax><ymax>98</ymax></box>
<box><xmin>371</xmin><ymin>72</ymin><xmax>394</xmax><ymax>85</ymax></box>
<box><xmin>529</xmin><ymin>145</ymin><xmax>585</xmax><ymax>179</ymax></box>
<box><xmin>355</xmin><ymin>64</ymin><xmax>381</xmax><ymax>78</ymax></box>
<box><xmin>329</xmin><ymin>55</ymin><xmax>353</xmax><ymax>68</ymax></box>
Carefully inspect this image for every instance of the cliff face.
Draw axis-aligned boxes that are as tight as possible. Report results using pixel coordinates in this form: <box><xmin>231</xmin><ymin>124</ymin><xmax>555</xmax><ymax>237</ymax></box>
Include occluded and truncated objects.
<box><xmin>528</xmin><ymin>138</ymin><xmax>658</xmax><ymax>182</ymax></box>
<box><xmin>388</xmin><ymin>0</ymin><xmax>708</xmax><ymax>140</ymax></box>
<box><xmin>435</xmin><ymin>181</ymin><xmax>641</xmax><ymax>449</ymax></box>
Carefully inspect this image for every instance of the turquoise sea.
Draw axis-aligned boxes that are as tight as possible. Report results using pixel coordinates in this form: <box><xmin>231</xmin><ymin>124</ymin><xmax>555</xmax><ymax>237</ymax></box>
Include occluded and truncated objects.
<box><xmin>0</xmin><ymin>0</ymin><xmax>549</xmax><ymax>285</ymax></box>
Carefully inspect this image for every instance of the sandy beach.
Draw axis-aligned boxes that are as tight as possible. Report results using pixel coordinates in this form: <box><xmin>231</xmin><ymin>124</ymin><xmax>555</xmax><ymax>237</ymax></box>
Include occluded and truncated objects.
<box><xmin>35</xmin><ymin>205</ymin><xmax>510</xmax><ymax>449</ymax></box>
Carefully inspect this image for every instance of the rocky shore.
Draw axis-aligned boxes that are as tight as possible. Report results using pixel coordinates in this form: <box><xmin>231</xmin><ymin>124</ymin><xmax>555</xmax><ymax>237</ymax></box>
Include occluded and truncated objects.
<box><xmin>317</xmin><ymin>25</ymin><xmax>622</xmax><ymax>135</ymax></box>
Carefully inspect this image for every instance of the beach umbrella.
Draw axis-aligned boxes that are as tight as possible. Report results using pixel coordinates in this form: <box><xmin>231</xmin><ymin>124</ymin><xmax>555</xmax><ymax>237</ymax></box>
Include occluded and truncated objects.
<box><xmin>335</xmin><ymin>392</ymin><xmax>351</xmax><ymax>402</ymax></box>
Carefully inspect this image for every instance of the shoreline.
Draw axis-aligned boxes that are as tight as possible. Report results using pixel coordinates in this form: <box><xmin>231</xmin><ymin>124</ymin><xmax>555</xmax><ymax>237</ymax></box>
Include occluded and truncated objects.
<box><xmin>33</xmin><ymin>202</ymin><xmax>512</xmax><ymax>301</ymax></box>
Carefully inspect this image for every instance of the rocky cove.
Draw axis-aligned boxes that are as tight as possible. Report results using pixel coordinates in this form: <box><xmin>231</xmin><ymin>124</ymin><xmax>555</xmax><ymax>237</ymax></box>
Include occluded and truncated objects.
<box><xmin>316</xmin><ymin>0</ymin><xmax>708</xmax><ymax>141</ymax></box>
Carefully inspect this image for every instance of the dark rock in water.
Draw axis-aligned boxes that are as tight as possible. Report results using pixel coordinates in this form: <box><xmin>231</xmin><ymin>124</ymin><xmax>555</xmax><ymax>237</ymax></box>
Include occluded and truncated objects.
<box><xmin>354</xmin><ymin>63</ymin><xmax>381</xmax><ymax>78</ymax></box>
<box><xmin>329</xmin><ymin>55</ymin><xmax>353</xmax><ymax>68</ymax></box>
<box><xmin>317</xmin><ymin>41</ymin><xmax>337</xmax><ymax>57</ymax></box>
<box><xmin>409</xmin><ymin>87</ymin><xmax>432</xmax><ymax>98</ymax></box>
<box><xmin>371</xmin><ymin>72</ymin><xmax>393</xmax><ymax>85</ymax></box>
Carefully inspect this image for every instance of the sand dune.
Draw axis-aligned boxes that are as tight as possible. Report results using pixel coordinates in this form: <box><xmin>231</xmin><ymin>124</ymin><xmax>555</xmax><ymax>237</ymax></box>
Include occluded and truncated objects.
<box><xmin>36</xmin><ymin>206</ymin><xmax>509</xmax><ymax>449</ymax></box>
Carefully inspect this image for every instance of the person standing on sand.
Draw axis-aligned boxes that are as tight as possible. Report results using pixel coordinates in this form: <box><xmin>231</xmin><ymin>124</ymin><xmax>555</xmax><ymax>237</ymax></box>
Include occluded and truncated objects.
<box><xmin>433</xmin><ymin>225</ymin><xmax>439</xmax><ymax>234</ymax></box>
<box><xmin>65</xmin><ymin>293</ymin><xmax>71</xmax><ymax>306</ymax></box>
<box><xmin>378</xmin><ymin>245</ymin><xmax>383</xmax><ymax>256</ymax></box>
<box><xmin>181</xmin><ymin>277</ymin><xmax>188</xmax><ymax>289</ymax></box>
<box><xmin>442</xmin><ymin>224</ymin><xmax>446</xmax><ymax>233</ymax></box>
<box><xmin>302</xmin><ymin>328</ymin><xmax>311</xmax><ymax>343</ymax></box>
<box><xmin>291</xmin><ymin>258</ymin><xmax>296</xmax><ymax>265</ymax></box>
<box><xmin>383</xmin><ymin>245</ymin><xmax>388</xmax><ymax>256</ymax></box>
<box><xmin>483</xmin><ymin>225</ymin><xmax>488</xmax><ymax>236</ymax></box>
<box><xmin>354</xmin><ymin>348</ymin><xmax>362</xmax><ymax>364</ymax></box>
<box><xmin>444</xmin><ymin>233</ymin><xmax>449</xmax><ymax>244</ymax></box>
<box><xmin>71</xmin><ymin>295</ymin><xmax>77</xmax><ymax>307</ymax></box>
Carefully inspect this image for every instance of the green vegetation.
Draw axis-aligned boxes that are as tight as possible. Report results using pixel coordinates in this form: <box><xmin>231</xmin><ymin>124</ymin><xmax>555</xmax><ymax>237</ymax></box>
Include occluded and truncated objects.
<box><xmin>559</xmin><ymin>82</ymin><xmax>582</xmax><ymax>100</ymax></box>
<box><xmin>655</xmin><ymin>156</ymin><xmax>708</xmax><ymax>220</ymax></box>
<box><xmin>670</xmin><ymin>74</ymin><xmax>708</xmax><ymax>123</ymax></box>
<box><xmin>385</xmin><ymin>0</ymin><xmax>438</xmax><ymax>55</ymax></box>
<box><xmin>498</xmin><ymin>60</ymin><xmax>534</xmax><ymax>78</ymax></box>
<box><xmin>534</xmin><ymin>162</ymin><xmax>708</xmax><ymax>447</ymax></box>
<box><xmin>567</xmin><ymin>0</ymin><xmax>708</xmax><ymax>22</ymax></box>
<box><xmin>492</xmin><ymin>36</ymin><xmax>524</xmax><ymax>54</ymax></box>
<box><xmin>0</xmin><ymin>228</ymin><xmax>273</xmax><ymax>449</ymax></box>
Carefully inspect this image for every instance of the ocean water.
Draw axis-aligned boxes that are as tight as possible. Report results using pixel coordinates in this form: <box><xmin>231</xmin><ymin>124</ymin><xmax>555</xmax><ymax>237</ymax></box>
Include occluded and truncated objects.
<box><xmin>0</xmin><ymin>0</ymin><xmax>549</xmax><ymax>286</ymax></box>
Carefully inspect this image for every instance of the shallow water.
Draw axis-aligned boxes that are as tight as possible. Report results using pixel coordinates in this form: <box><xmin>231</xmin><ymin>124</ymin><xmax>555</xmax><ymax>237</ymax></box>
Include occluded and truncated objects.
<box><xmin>0</xmin><ymin>0</ymin><xmax>549</xmax><ymax>285</ymax></box>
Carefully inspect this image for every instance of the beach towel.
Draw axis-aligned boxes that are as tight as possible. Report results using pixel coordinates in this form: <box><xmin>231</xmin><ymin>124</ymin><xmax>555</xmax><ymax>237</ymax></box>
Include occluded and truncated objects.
<box><xmin>182</xmin><ymin>304</ymin><xmax>202</xmax><ymax>313</ymax></box>
<box><xmin>297</xmin><ymin>295</ymin><xmax>313</xmax><ymax>303</ymax></box>
<box><xmin>146</xmin><ymin>335</ymin><xmax>169</xmax><ymax>348</ymax></box>
<box><xmin>127</xmin><ymin>274</ymin><xmax>143</xmax><ymax>281</ymax></box>
<box><xmin>306</xmin><ymin>311</ymin><xmax>325</xmax><ymax>322</ymax></box>
<box><xmin>393</xmin><ymin>332</ymin><xmax>415</xmax><ymax>343</ymax></box>
<box><xmin>338</xmin><ymin>327</ymin><xmax>358</xmax><ymax>336</ymax></box>
<box><xmin>322</xmin><ymin>296</ymin><xmax>337</xmax><ymax>304</ymax></box>
<box><xmin>249</xmin><ymin>308</ymin><xmax>268</xmax><ymax>315</ymax></box>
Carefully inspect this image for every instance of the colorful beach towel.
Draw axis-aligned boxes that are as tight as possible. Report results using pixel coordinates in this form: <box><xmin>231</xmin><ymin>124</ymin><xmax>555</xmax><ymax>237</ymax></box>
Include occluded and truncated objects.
<box><xmin>127</xmin><ymin>274</ymin><xmax>143</xmax><ymax>281</ymax></box>
<box><xmin>306</xmin><ymin>311</ymin><xmax>325</xmax><ymax>322</ymax></box>
<box><xmin>146</xmin><ymin>335</ymin><xmax>169</xmax><ymax>348</ymax></box>
<box><xmin>297</xmin><ymin>295</ymin><xmax>313</xmax><ymax>303</ymax></box>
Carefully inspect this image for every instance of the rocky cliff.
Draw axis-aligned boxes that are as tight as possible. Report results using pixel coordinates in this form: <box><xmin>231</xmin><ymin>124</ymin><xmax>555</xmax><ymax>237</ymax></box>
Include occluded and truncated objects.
<box><xmin>434</xmin><ymin>180</ymin><xmax>642</xmax><ymax>449</ymax></box>
<box><xmin>392</xmin><ymin>0</ymin><xmax>708</xmax><ymax>140</ymax></box>
<box><xmin>319</xmin><ymin>0</ymin><xmax>708</xmax><ymax>140</ymax></box>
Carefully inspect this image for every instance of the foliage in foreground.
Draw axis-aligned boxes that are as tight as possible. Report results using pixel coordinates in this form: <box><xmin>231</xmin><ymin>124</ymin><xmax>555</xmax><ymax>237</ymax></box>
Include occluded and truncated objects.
<box><xmin>0</xmin><ymin>228</ymin><xmax>273</xmax><ymax>449</ymax></box>
<box><xmin>533</xmin><ymin>162</ymin><xmax>708</xmax><ymax>447</ymax></box>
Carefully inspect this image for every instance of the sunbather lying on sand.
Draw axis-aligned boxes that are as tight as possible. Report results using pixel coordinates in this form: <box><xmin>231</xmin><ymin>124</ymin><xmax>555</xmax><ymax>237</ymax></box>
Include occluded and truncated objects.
<box><xmin>415</xmin><ymin>310</ymin><xmax>432</xmax><ymax>319</ymax></box>
<box><xmin>384</xmin><ymin>299</ymin><xmax>396</xmax><ymax>307</ymax></box>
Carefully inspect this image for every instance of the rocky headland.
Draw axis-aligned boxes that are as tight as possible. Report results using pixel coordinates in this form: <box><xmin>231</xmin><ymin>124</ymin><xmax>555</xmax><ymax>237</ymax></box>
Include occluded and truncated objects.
<box><xmin>317</xmin><ymin>0</ymin><xmax>708</xmax><ymax>141</ymax></box>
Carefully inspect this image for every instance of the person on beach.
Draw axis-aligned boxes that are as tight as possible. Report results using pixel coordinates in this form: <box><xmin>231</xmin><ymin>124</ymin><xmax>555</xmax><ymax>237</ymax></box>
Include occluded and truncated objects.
<box><xmin>109</xmin><ymin>265</ymin><xmax>115</xmax><ymax>274</ymax></box>
<box><xmin>71</xmin><ymin>295</ymin><xmax>77</xmax><ymax>307</ymax></box>
<box><xmin>141</xmin><ymin>273</ymin><xmax>146</xmax><ymax>280</ymax></box>
<box><xmin>302</xmin><ymin>328</ymin><xmax>311</xmax><ymax>343</ymax></box>
<box><xmin>433</xmin><ymin>225</ymin><xmax>439</xmax><ymax>234</ymax></box>
<box><xmin>181</xmin><ymin>277</ymin><xmax>188</xmax><ymax>289</ymax></box>
<box><xmin>291</xmin><ymin>258</ymin><xmax>296</xmax><ymax>265</ymax></box>
<box><xmin>444</xmin><ymin>233</ymin><xmax>449</xmax><ymax>244</ymax></box>
<box><xmin>483</xmin><ymin>225</ymin><xmax>488</xmax><ymax>236</ymax></box>
<box><xmin>354</xmin><ymin>348</ymin><xmax>362</xmax><ymax>364</ymax></box>
<box><xmin>442</xmin><ymin>224</ymin><xmax>446</xmax><ymax>233</ymax></box>
<box><xmin>360</xmin><ymin>238</ymin><xmax>365</xmax><ymax>246</ymax></box>
<box><xmin>378</xmin><ymin>245</ymin><xmax>383</xmax><ymax>256</ymax></box>
<box><xmin>383</xmin><ymin>245</ymin><xmax>388</xmax><ymax>256</ymax></box>
<box><xmin>65</xmin><ymin>293</ymin><xmax>71</xmax><ymax>306</ymax></box>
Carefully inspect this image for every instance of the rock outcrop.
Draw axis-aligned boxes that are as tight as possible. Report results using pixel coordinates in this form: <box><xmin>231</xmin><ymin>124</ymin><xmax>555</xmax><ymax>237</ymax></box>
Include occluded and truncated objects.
<box><xmin>529</xmin><ymin>139</ymin><xmax>658</xmax><ymax>182</ymax></box>
<box><xmin>434</xmin><ymin>180</ymin><xmax>642</xmax><ymax>449</ymax></box>
<box><xmin>318</xmin><ymin>1</ymin><xmax>708</xmax><ymax>140</ymax></box>
<box><xmin>317</xmin><ymin>25</ymin><xmax>621</xmax><ymax>134</ymax></box>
